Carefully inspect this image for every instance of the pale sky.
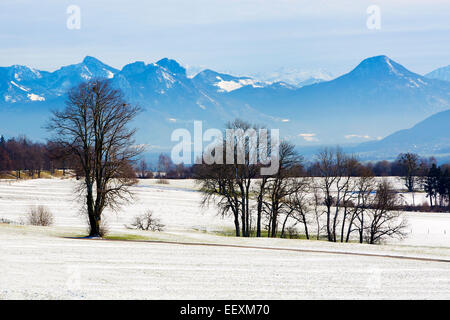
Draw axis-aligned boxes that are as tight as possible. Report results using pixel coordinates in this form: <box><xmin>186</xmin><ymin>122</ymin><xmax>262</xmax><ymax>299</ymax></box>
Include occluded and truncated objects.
<box><xmin>0</xmin><ymin>0</ymin><xmax>449</xmax><ymax>76</ymax></box>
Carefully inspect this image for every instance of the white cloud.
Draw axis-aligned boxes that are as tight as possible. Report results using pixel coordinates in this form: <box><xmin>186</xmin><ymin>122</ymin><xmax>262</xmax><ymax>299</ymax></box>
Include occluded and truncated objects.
<box><xmin>299</xmin><ymin>133</ymin><xmax>318</xmax><ymax>142</ymax></box>
<box><xmin>345</xmin><ymin>134</ymin><xmax>371</xmax><ymax>140</ymax></box>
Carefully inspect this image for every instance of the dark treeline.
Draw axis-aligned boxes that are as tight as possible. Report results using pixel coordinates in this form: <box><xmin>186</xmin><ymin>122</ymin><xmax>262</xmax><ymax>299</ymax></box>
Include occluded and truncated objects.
<box><xmin>0</xmin><ymin>135</ymin><xmax>77</xmax><ymax>178</ymax></box>
<box><xmin>141</xmin><ymin>151</ymin><xmax>449</xmax><ymax>183</ymax></box>
<box><xmin>308</xmin><ymin>154</ymin><xmax>440</xmax><ymax>178</ymax></box>
<box><xmin>2</xmin><ymin>133</ymin><xmax>449</xmax><ymax>190</ymax></box>
<box><xmin>423</xmin><ymin>163</ymin><xmax>450</xmax><ymax>209</ymax></box>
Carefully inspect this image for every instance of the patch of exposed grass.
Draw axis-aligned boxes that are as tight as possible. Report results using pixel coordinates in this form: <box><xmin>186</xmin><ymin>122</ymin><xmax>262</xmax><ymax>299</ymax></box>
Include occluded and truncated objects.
<box><xmin>104</xmin><ymin>233</ymin><xmax>157</xmax><ymax>241</ymax></box>
<box><xmin>0</xmin><ymin>170</ymin><xmax>71</xmax><ymax>180</ymax></box>
<box><xmin>57</xmin><ymin>231</ymin><xmax>159</xmax><ymax>241</ymax></box>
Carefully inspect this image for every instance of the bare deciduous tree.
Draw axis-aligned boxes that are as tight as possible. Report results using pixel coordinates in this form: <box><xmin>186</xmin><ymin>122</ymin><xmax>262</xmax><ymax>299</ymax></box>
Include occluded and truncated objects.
<box><xmin>138</xmin><ymin>159</ymin><xmax>148</xmax><ymax>179</ymax></box>
<box><xmin>197</xmin><ymin>161</ymin><xmax>242</xmax><ymax>236</ymax></box>
<box><xmin>315</xmin><ymin>147</ymin><xmax>358</xmax><ymax>242</ymax></box>
<box><xmin>263</xmin><ymin>141</ymin><xmax>303</xmax><ymax>238</ymax></box>
<box><xmin>48</xmin><ymin>80</ymin><xmax>142</xmax><ymax>237</ymax></box>
<box><xmin>397</xmin><ymin>153</ymin><xmax>421</xmax><ymax>191</ymax></box>
<box><xmin>365</xmin><ymin>180</ymin><xmax>407</xmax><ymax>244</ymax></box>
<box><xmin>347</xmin><ymin>170</ymin><xmax>377</xmax><ymax>243</ymax></box>
<box><xmin>284</xmin><ymin>177</ymin><xmax>311</xmax><ymax>239</ymax></box>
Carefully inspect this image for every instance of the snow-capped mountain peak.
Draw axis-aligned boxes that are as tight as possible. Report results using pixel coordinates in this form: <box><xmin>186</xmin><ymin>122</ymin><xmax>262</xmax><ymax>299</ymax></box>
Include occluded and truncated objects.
<box><xmin>1</xmin><ymin>55</ymin><xmax>450</xmax><ymax>153</ymax></box>
<box><xmin>156</xmin><ymin>58</ymin><xmax>186</xmax><ymax>77</ymax></box>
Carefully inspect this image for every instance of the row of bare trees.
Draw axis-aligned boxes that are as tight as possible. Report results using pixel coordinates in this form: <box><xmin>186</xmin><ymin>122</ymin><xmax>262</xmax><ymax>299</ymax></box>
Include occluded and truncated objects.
<box><xmin>0</xmin><ymin>135</ymin><xmax>77</xmax><ymax>178</ymax></box>
<box><xmin>195</xmin><ymin>120</ymin><xmax>407</xmax><ymax>244</ymax></box>
<box><xmin>313</xmin><ymin>148</ymin><xmax>407</xmax><ymax>244</ymax></box>
<box><xmin>1</xmin><ymin>78</ymin><xmax>417</xmax><ymax>242</ymax></box>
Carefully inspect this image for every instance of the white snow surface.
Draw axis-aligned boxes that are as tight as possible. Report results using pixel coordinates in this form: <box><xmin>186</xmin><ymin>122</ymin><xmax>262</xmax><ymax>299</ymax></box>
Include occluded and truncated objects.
<box><xmin>10</xmin><ymin>81</ymin><xmax>29</xmax><ymax>92</ymax></box>
<box><xmin>214</xmin><ymin>76</ymin><xmax>265</xmax><ymax>92</ymax></box>
<box><xmin>0</xmin><ymin>178</ymin><xmax>449</xmax><ymax>299</ymax></box>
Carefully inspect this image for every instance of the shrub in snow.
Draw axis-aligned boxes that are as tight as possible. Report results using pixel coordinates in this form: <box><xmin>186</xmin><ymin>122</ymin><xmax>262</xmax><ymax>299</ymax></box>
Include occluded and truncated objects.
<box><xmin>26</xmin><ymin>205</ymin><xmax>54</xmax><ymax>226</ymax></box>
<box><xmin>129</xmin><ymin>210</ymin><xmax>164</xmax><ymax>231</ymax></box>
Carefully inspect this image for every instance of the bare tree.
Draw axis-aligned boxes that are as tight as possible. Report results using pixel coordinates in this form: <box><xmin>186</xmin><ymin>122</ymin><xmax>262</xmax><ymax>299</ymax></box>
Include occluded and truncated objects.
<box><xmin>254</xmin><ymin>175</ymin><xmax>269</xmax><ymax>237</ymax></box>
<box><xmin>263</xmin><ymin>141</ymin><xmax>303</xmax><ymax>238</ymax></box>
<box><xmin>197</xmin><ymin>119</ymin><xmax>265</xmax><ymax>237</ymax></box>
<box><xmin>157</xmin><ymin>153</ymin><xmax>173</xmax><ymax>176</ymax></box>
<box><xmin>315</xmin><ymin>147</ymin><xmax>357</xmax><ymax>242</ymax></box>
<box><xmin>310</xmin><ymin>184</ymin><xmax>326</xmax><ymax>240</ymax></box>
<box><xmin>129</xmin><ymin>210</ymin><xmax>165</xmax><ymax>231</ymax></box>
<box><xmin>397</xmin><ymin>153</ymin><xmax>423</xmax><ymax>207</ymax></box>
<box><xmin>347</xmin><ymin>170</ymin><xmax>377</xmax><ymax>243</ymax></box>
<box><xmin>232</xmin><ymin>119</ymin><xmax>260</xmax><ymax>237</ymax></box>
<box><xmin>196</xmin><ymin>161</ymin><xmax>242</xmax><ymax>236</ymax></box>
<box><xmin>365</xmin><ymin>180</ymin><xmax>407</xmax><ymax>244</ymax></box>
<box><xmin>138</xmin><ymin>158</ymin><xmax>150</xmax><ymax>179</ymax></box>
<box><xmin>48</xmin><ymin>80</ymin><xmax>142</xmax><ymax>237</ymax></box>
<box><xmin>284</xmin><ymin>176</ymin><xmax>311</xmax><ymax>239</ymax></box>
<box><xmin>397</xmin><ymin>152</ymin><xmax>420</xmax><ymax>192</ymax></box>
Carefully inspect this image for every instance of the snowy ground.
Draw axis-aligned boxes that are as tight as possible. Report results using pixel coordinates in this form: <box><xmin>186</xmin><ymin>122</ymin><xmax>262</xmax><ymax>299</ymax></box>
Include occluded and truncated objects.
<box><xmin>0</xmin><ymin>178</ymin><xmax>449</xmax><ymax>299</ymax></box>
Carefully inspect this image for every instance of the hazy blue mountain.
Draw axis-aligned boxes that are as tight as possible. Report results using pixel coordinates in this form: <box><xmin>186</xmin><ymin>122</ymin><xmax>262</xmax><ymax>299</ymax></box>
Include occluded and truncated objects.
<box><xmin>352</xmin><ymin>109</ymin><xmax>450</xmax><ymax>161</ymax></box>
<box><xmin>0</xmin><ymin>56</ymin><xmax>118</xmax><ymax>104</ymax></box>
<box><xmin>249</xmin><ymin>68</ymin><xmax>334</xmax><ymax>87</ymax></box>
<box><xmin>1</xmin><ymin>55</ymin><xmax>450</xmax><ymax>153</ymax></box>
<box><xmin>0</xmin><ymin>65</ymin><xmax>49</xmax><ymax>103</ymax></box>
<box><xmin>223</xmin><ymin>55</ymin><xmax>450</xmax><ymax>145</ymax></box>
<box><xmin>296</xmin><ymin>77</ymin><xmax>327</xmax><ymax>87</ymax></box>
<box><xmin>43</xmin><ymin>56</ymin><xmax>119</xmax><ymax>96</ymax></box>
<box><xmin>425</xmin><ymin>65</ymin><xmax>450</xmax><ymax>82</ymax></box>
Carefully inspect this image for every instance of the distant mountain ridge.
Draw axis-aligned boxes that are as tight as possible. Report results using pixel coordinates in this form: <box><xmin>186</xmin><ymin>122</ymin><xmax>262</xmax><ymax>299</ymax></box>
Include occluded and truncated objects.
<box><xmin>350</xmin><ymin>108</ymin><xmax>450</xmax><ymax>161</ymax></box>
<box><xmin>425</xmin><ymin>65</ymin><xmax>450</xmax><ymax>82</ymax></box>
<box><xmin>1</xmin><ymin>55</ymin><xmax>450</xmax><ymax>157</ymax></box>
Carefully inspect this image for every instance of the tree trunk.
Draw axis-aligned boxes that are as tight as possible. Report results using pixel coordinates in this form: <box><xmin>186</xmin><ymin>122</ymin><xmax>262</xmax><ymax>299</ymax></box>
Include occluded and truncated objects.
<box><xmin>280</xmin><ymin>214</ymin><xmax>289</xmax><ymax>238</ymax></box>
<box><xmin>241</xmin><ymin>212</ymin><xmax>246</xmax><ymax>238</ymax></box>
<box><xmin>271</xmin><ymin>208</ymin><xmax>278</xmax><ymax>238</ymax></box>
<box><xmin>88</xmin><ymin>214</ymin><xmax>101</xmax><ymax>237</ymax></box>
<box><xmin>234</xmin><ymin>211</ymin><xmax>240</xmax><ymax>237</ymax></box>
<box><xmin>303</xmin><ymin>216</ymin><xmax>309</xmax><ymax>240</ymax></box>
<box><xmin>326</xmin><ymin>204</ymin><xmax>332</xmax><ymax>241</ymax></box>
<box><xmin>359</xmin><ymin>215</ymin><xmax>364</xmax><ymax>244</ymax></box>
<box><xmin>86</xmin><ymin>182</ymin><xmax>101</xmax><ymax>237</ymax></box>
<box><xmin>256</xmin><ymin>201</ymin><xmax>262</xmax><ymax>237</ymax></box>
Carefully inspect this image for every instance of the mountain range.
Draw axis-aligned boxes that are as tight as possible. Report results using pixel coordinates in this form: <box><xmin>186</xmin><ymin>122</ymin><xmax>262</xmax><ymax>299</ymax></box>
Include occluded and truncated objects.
<box><xmin>350</xmin><ymin>109</ymin><xmax>450</xmax><ymax>161</ymax></box>
<box><xmin>1</xmin><ymin>55</ymin><xmax>450</xmax><ymax>160</ymax></box>
<box><xmin>425</xmin><ymin>65</ymin><xmax>450</xmax><ymax>82</ymax></box>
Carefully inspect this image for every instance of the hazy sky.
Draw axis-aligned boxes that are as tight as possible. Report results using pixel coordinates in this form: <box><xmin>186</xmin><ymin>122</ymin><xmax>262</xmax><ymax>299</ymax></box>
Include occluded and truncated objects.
<box><xmin>0</xmin><ymin>0</ymin><xmax>449</xmax><ymax>76</ymax></box>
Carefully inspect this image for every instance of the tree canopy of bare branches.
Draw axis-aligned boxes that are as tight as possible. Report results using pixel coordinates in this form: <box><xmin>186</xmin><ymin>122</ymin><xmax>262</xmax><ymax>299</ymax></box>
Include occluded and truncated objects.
<box><xmin>47</xmin><ymin>80</ymin><xmax>142</xmax><ymax>237</ymax></box>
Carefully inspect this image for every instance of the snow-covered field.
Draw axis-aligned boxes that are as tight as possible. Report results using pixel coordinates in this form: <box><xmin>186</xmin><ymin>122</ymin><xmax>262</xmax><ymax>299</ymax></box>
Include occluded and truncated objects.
<box><xmin>0</xmin><ymin>178</ymin><xmax>449</xmax><ymax>299</ymax></box>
